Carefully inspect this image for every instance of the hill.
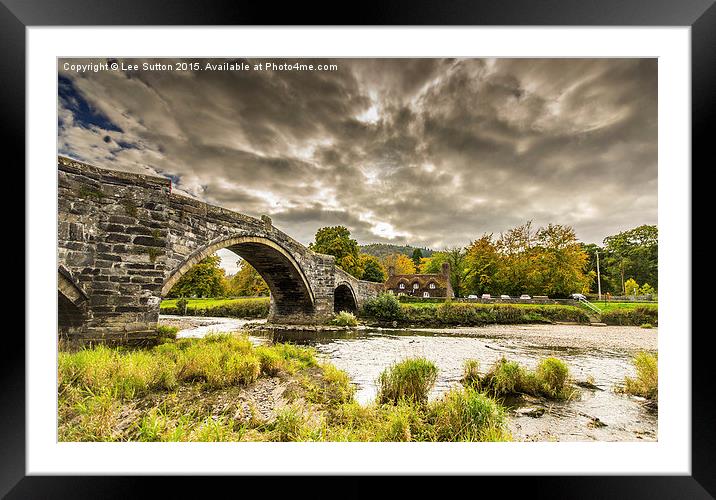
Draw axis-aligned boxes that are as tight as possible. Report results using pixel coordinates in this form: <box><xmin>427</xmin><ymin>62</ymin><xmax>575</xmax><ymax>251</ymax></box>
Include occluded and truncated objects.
<box><xmin>359</xmin><ymin>243</ymin><xmax>435</xmax><ymax>259</ymax></box>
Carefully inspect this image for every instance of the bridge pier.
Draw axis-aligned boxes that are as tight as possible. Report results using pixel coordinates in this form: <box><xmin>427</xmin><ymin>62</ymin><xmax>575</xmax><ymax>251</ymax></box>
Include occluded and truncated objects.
<box><xmin>57</xmin><ymin>157</ymin><xmax>382</xmax><ymax>345</ymax></box>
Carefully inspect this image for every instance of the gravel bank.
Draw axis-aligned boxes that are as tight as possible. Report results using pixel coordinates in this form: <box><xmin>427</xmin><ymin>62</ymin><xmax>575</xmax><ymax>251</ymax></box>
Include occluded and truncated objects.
<box><xmin>411</xmin><ymin>323</ymin><xmax>658</xmax><ymax>351</ymax></box>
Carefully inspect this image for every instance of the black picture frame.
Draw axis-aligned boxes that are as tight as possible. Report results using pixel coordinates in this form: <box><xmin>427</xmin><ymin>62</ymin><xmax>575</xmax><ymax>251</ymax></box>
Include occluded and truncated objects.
<box><xmin>7</xmin><ymin>0</ymin><xmax>709</xmax><ymax>496</ymax></box>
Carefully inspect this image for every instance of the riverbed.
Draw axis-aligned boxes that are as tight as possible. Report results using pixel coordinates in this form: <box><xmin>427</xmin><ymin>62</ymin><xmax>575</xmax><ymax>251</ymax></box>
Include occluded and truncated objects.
<box><xmin>159</xmin><ymin>315</ymin><xmax>658</xmax><ymax>442</ymax></box>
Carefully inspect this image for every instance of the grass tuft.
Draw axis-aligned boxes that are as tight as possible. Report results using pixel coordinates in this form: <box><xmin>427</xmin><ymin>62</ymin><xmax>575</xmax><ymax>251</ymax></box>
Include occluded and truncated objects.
<box><xmin>461</xmin><ymin>359</ymin><xmax>482</xmax><ymax>390</ymax></box>
<box><xmin>621</xmin><ymin>352</ymin><xmax>658</xmax><ymax>401</ymax></box>
<box><xmin>478</xmin><ymin>356</ymin><xmax>574</xmax><ymax>400</ymax></box>
<box><xmin>427</xmin><ymin>387</ymin><xmax>511</xmax><ymax>441</ymax></box>
<box><xmin>331</xmin><ymin>311</ymin><xmax>359</xmax><ymax>326</ymax></box>
<box><xmin>376</xmin><ymin>358</ymin><xmax>438</xmax><ymax>405</ymax></box>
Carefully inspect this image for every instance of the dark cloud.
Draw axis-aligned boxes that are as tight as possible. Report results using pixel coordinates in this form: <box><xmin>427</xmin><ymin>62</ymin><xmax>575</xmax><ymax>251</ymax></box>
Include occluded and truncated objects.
<box><xmin>58</xmin><ymin>57</ymin><xmax>657</xmax><ymax>254</ymax></box>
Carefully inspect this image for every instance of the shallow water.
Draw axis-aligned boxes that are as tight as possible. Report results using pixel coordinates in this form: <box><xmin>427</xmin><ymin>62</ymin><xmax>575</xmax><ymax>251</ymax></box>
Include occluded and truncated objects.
<box><xmin>163</xmin><ymin>315</ymin><xmax>657</xmax><ymax>442</ymax></box>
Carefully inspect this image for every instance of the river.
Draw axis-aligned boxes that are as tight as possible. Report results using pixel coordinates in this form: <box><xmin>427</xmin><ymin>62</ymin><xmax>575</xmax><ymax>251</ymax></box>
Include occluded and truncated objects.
<box><xmin>160</xmin><ymin>315</ymin><xmax>658</xmax><ymax>442</ymax></box>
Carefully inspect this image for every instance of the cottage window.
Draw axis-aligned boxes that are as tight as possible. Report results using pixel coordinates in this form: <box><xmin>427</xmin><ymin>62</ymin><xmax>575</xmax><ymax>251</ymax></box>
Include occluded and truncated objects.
<box><xmin>429</xmin><ymin>283</ymin><xmax>436</xmax><ymax>289</ymax></box>
<box><xmin>413</xmin><ymin>283</ymin><xmax>419</xmax><ymax>289</ymax></box>
<box><xmin>423</xmin><ymin>291</ymin><xmax>430</xmax><ymax>298</ymax></box>
<box><xmin>399</xmin><ymin>283</ymin><xmax>405</xmax><ymax>289</ymax></box>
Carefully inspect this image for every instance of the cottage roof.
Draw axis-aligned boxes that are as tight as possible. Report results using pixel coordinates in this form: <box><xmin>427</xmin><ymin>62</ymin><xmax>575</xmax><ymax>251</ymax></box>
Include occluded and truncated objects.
<box><xmin>384</xmin><ymin>273</ymin><xmax>448</xmax><ymax>289</ymax></box>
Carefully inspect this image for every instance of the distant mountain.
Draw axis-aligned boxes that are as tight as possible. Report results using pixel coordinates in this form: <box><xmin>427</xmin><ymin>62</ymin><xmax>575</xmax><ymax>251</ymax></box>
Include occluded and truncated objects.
<box><xmin>360</xmin><ymin>243</ymin><xmax>435</xmax><ymax>259</ymax></box>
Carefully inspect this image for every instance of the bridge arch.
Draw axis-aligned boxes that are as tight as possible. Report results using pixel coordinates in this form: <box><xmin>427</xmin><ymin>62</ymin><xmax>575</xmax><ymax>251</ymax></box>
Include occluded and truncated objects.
<box><xmin>58</xmin><ymin>266</ymin><xmax>89</xmax><ymax>335</ymax></box>
<box><xmin>162</xmin><ymin>235</ymin><xmax>315</xmax><ymax>318</ymax></box>
<box><xmin>334</xmin><ymin>282</ymin><xmax>358</xmax><ymax>314</ymax></box>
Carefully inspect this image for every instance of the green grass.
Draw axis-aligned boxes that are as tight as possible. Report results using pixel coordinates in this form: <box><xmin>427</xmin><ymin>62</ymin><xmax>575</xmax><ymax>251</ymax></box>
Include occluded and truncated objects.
<box><xmin>59</xmin><ymin>342</ymin><xmax>512</xmax><ymax>442</ymax></box>
<box><xmin>463</xmin><ymin>356</ymin><xmax>575</xmax><ymax>400</ymax></box>
<box><xmin>160</xmin><ymin>297</ymin><xmax>270</xmax><ymax>318</ymax></box>
<box><xmin>589</xmin><ymin>301</ymin><xmax>658</xmax><ymax>312</ymax></box>
<box><xmin>620</xmin><ymin>352</ymin><xmax>658</xmax><ymax>401</ymax></box>
<box><xmin>157</xmin><ymin>325</ymin><xmax>179</xmax><ymax>340</ymax></box>
<box><xmin>376</xmin><ymin>358</ymin><xmax>439</xmax><ymax>405</ymax></box>
<box><xmin>426</xmin><ymin>387</ymin><xmax>511</xmax><ymax>441</ymax></box>
<box><xmin>331</xmin><ymin>311</ymin><xmax>359</xmax><ymax>326</ymax></box>
<box><xmin>160</xmin><ymin>297</ymin><xmax>268</xmax><ymax>310</ymax></box>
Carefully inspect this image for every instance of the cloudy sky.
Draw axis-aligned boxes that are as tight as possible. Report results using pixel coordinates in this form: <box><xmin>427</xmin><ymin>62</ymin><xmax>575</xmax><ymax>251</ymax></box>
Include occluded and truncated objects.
<box><xmin>58</xmin><ymin>58</ymin><xmax>657</xmax><ymax>273</ymax></box>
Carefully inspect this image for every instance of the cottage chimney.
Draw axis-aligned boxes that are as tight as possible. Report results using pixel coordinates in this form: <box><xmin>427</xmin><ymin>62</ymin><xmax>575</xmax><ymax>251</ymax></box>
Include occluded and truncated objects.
<box><xmin>388</xmin><ymin>265</ymin><xmax>395</xmax><ymax>277</ymax></box>
<box><xmin>441</xmin><ymin>262</ymin><xmax>450</xmax><ymax>277</ymax></box>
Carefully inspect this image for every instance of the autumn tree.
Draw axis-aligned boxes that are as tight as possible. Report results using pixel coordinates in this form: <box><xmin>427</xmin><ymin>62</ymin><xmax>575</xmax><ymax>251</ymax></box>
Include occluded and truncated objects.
<box><xmin>531</xmin><ymin>224</ymin><xmax>590</xmax><ymax>297</ymax></box>
<box><xmin>463</xmin><ymin>234</ymin><xmax>501</xmax><ymax>296</ymax></box>
<box><xmin>494</xmin><ymin>222</ymin><xmax>537</xmax><ymax>296</ymax></box>
<box><xmin>309</xmin><ymin>226</ymin><xmax>363</xmax><ymax>278</ymax></box>
<box><xmin>423</xmin><ymin>248</ymin><xmax>467</xmax><ymax>297</ymax></box>
<box><xmin>167</xmin><ymin>254</ymin><xmax>226</xmax><ymax>298</ymax></box>
<box><xmin>382</xmin><ymin>253</ymin><xmax>416</xmax><ymax>275</ymax></box>
<box><xmin>359</xmin><ymin>254</ymin><xmax>386</xmax><ymax>282</ymax></box>
<box><xmin>228</xmin><ymin>260</ymin><xmax>269</xmax><ymax>296</ymax></box>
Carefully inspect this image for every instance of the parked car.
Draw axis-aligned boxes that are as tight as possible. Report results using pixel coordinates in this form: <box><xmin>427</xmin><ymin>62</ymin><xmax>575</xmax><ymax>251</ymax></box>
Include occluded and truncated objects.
<box><xmin>519</xmin><ymin>294</ymin><xmax>531</xmax><ymax>300</ymax></box>
<box><xmin>481</xmin><ymin>294</ymin><xmax>491</xmax><ymax>299</ymax></box>
<box><xmin>500</xmin><ymin>294</ymin><xmax>511</xmax><ymax>299</ymax></box>
<box><xmin>467</xmin><ymin>294</ymin><xmax>478</xmax><ymax>299</ymax></box>
<box><xmin>570</xmin><ymin>293</ymin><xmax>586</xmax><ymax>300</ymax></box>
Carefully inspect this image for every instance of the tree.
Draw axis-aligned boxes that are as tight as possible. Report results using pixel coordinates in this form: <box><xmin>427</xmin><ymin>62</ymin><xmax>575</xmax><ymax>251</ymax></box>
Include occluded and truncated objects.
<box><xmin>411</xmin><ymin>248</ymin><xmax>423</xmax><ymax>269</ymax></box>
<box><xmin>624</xmin><ymin>278</ymin><xmax>640</xmax><ymax>296</ymax></box>
<box><xmin>359</xmin><ymin>254</ymin><xmax>386</xmax><ymax>282</ymax></box>
<box><xmin>309</xmin><ymin>226</ymin><xmax>363</xmax><ymax>278</ymax></box>
<box><xmin>167</xmin><ymin>254</ymin><xmax>226</xmax><ymax>298</ymax></box>
<box><xmin>423</xmin><ymin>248</ymin><xmax>467</xmax><ymax>297</ymax></box>
<box><xmin>228</xmin><ymin>260</ymin><xmax>269</xmax><ymax>296</ymax></box>
<box><xmin>603</xmin><ymin>225</ymin><xmax>658</xmax><ymax>292</ymax></box>
<box><xmin>482</xmin><ymin>222</ymin><xmax>591</xmax><ymax>297</ymax></box>
<box><xmin>382</xmin><ymin>253</ymin><xmax>416</xmax><ymax>275</ymax></box>
<box><xmin>417</xmin><ymin>257</ymin><xmax>431</xmax><ymax>273</ymax></box>
<box><xmin>464</xmin><ymin>234</ymin><xmax>501</xmax><ymax>296</ymax></box>
<box><xmin>531</xmin><ymin>224</ymin><xmax>590</xmax><ymax>297</ymax></box>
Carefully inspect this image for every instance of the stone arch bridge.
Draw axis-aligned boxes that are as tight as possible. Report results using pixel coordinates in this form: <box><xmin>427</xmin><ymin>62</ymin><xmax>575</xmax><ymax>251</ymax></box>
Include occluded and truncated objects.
<box><xmin>57</xmin><ymin>157</ymin><xmax>382</xmax><ymax>344</ymax></box>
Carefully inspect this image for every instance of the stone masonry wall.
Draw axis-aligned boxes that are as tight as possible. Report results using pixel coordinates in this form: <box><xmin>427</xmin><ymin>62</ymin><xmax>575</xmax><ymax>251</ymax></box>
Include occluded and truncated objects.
<box><xmin>58</xmin><ymin>157</ymin><xmax>171</xmax><ymax>344</ymax></box>
<box><xmin>57</xmin><ymin>157</ymin><xmax>381</xmax><ymax>344</ymax></box>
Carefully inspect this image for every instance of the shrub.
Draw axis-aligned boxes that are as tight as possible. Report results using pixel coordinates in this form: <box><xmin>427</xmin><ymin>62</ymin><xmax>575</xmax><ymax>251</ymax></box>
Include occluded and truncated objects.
<box><xmin>427</xmin><ymin>387</ymin><xmax>510</xmax><ymax>442</ymax></box>
<box><xmin>376</xmin><ymin>358</ymin><xmax>438</xmax><ymax>405</ymax></box>
<box><xmin>332</xmin><ymin>311</ymin><xmax>358</xmax><ymax>326</ymax></box>
<box><xmin>622</xmin><ymin>352</ymin><xmax>658</xmax><ymax>401</ymax></box>
<box><xmin>601</xmin><ymin>306</ymin><xmax>658</xmax><ymax>326</ymax></box>
<box><xmin>396</xmin><ymin>302</ymin><xmax>590</xmax><ymax>326</ymax></box>
<box><xmin>362</xmin><ymin>293</ymin><xmax>403</xmax><ymax>321</ymax></box>
<box><xmin>640</xmin><ymin>323</ymin><xmax>654</xmax><ymax>329</ymax></box>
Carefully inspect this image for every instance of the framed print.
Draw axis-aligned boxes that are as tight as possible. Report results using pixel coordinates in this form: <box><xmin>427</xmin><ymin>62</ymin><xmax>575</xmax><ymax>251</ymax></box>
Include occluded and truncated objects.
<box><xmin>8</xmin><ymin>0</ymin><xmax>712</xmax><ymax>496</ymax></box>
